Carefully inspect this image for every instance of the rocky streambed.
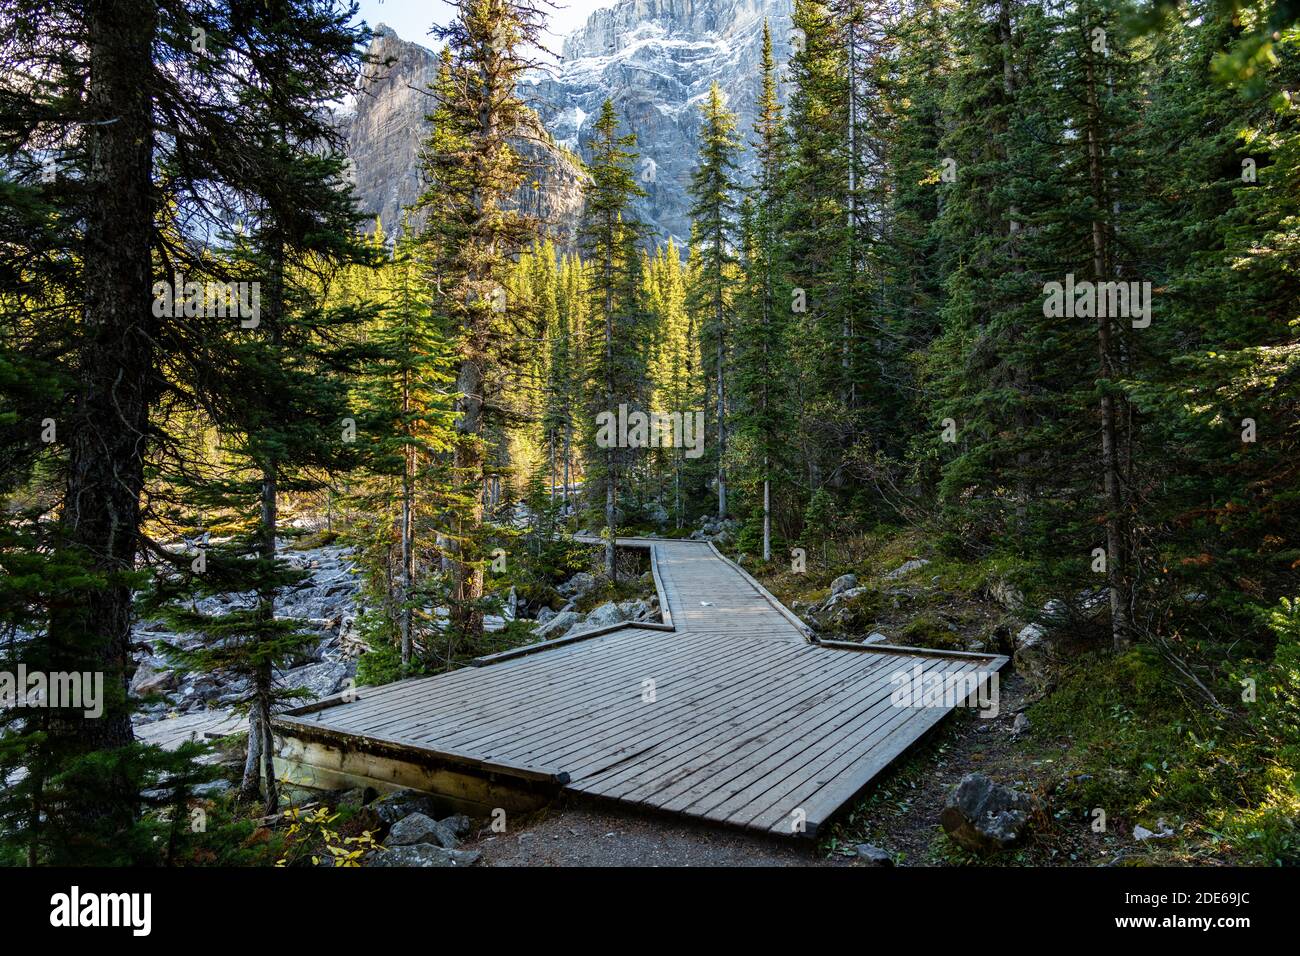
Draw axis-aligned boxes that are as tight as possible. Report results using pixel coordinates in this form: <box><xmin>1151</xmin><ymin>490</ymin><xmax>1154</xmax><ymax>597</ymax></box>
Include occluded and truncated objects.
<box><xmin>130</xmin><ymin>544</ymin><xmax>364</xmax><ymax>733</ymax></box>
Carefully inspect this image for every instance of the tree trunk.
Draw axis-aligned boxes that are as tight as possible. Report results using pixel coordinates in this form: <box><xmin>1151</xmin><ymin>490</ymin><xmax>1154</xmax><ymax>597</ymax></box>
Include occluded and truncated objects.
<box><xmin>243</xmin><ymin>465</ymin><xmax>281</xmax><ymax>811</ymax></box>
<box><xmin>451</xmin><ymin>357</ymin><xmax>485</xmax><ymax>640</ymax></box>
<box><xmin>399</xmin><ymin>432</ymin><xmax>414</xmax><ymax>668</ymax></box>
<box><xmin>1083</xmin><ymin>36</ymin><xmax>1132</xmax><ymax>651</ymax></box>
<box><xmin>239</xmin><ymin>706</ymin><xmax>263</xmax><ymax>803</ymax></box>
<box><xmin>45</xmin><ymin>0</ymin><xmax>157</xmax><ymax>840</ymax></box>
<box><xmin>716</xmin><ymin>327</ymin><xmax>727</xmax><ymax>519</ymax></box>
<box><xmin>763</xmin><ymin>472</ymin><xmax>771</xmax><ymax>562</ymax></box>
<box><xmin>603</xmin><ymin>245</ymin><xmax>618</xmax><ymax>582</ymax></box>
<box><xmin>1000</xmin><ymin>0</ymin><xmax>1033</xmax><ymax>535</ymax></box>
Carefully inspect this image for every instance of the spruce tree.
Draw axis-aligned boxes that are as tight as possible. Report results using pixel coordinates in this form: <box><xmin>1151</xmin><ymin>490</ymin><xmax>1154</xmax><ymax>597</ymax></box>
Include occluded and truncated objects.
<box><xmin>688</xmin><ymin>82</ymin><xmax>743</xmax><ymax>521</ymax></box>
<box><xmin>418</xmin><ymin>0</ymin><xmax>548</xmax><ymax>641</ymax></box>
<box><xmin>579</xmin><ymin>100</ymin><xmax>648</xmax><ymax>579</ymax></box>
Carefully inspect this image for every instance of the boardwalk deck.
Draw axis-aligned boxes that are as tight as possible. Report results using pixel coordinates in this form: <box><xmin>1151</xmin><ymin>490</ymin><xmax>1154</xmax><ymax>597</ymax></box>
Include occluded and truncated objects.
<box><xmin>273</xmin><ymin>537</ymin><xmax>1006</xmax><ymax>837</ymax></box>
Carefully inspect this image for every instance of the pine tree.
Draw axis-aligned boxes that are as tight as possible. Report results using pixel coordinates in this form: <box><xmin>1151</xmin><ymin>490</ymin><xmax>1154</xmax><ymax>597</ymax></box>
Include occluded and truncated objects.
<box><xmin>418</xmin><ymin>1</ymin><xmax>549</xmax><ymax>641</ymax></box>
<box><xmin>579</xmin><ymin>100</ymin><xmax>648</xmax><ymax>579</ymax></box>
<box><xmin>0</xmin><ymin>0</ymin><xmax>370</xmax><ymax>856</ymax></box>
<box><xmin>732</xmin><ymin>21</ymin><xmax>791</xmax><ymax>560</ymax></box>
<box><xmin>688</xmin><ymin>82</ymin><xmax>744</xmax><ymax>520</ymax></box>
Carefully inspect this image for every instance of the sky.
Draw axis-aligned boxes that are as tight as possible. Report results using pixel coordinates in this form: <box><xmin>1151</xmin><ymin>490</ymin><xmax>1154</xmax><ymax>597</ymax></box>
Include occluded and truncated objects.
<box><xmin>351</xmin><ymin>0</ymin><xmax>614</xmax><ymax>53</ymax></box>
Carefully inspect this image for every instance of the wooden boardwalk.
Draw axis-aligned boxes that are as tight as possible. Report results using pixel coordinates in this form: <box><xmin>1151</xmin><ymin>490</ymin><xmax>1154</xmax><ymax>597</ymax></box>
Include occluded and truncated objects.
<box><xmin>274</xmin><ymin>537</ymin><xmax>1005</xmax><ymax>837</ymax></box>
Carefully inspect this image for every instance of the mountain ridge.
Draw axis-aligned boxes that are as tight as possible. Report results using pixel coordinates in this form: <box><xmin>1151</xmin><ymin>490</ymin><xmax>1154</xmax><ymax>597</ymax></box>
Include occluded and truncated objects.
<box><xmin>344</xmin><ymin>0</ymin><xmax>793</xmax><ymax>246</ymax></box>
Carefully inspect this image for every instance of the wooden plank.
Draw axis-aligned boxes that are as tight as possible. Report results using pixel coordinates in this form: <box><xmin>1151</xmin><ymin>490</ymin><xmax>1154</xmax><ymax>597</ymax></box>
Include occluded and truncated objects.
<box><xmin>566</xmin><ymin>644</ymin><xmax>890</xmax><ymax>794</ymax></box>
<box><xmin>320</xmin><ymin>627</ymin><xmax>678</xmax><ymax>734</ymax></box>
<box><xmin>424</xmin><ymin>632</ymin><xmax>750</xmax><ymax>756</ymax></box>
<box><xmin>733</xmin><ymin>660</ymin><xmax>989</xmax><ymax>833</ymax></box>
<box><xmin>271</xmin><ymin>713</ymin><xmax>569</xmax><ymax>785</ymax></box>
<box><xmin>470</xmin><ymin>620</ymin><xmax>670</xmax><ymax>667</ymax></box>
<box><xmin>603</xmin><ymin>653</ymin><xmax>913</xmax><ymax>808</ymax></box>
<box><xmin>532</xmin><ymin>639</ymin><xmax>822</xmax><ymax>775</ymax></box>
<box><xmin>345</xmin><ymin>628</ymin><xmax>715</xmax><ymax>742</ymax></box>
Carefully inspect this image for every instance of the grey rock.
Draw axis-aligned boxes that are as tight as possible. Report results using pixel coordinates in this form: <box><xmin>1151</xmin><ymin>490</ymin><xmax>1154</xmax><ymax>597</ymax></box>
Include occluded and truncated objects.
<box><xmin>558</xmin><ymin>571</ymin><xmax>597</xmax><ymax>598</ymax></box>
<box><xmin>883</xmin><ymin>559</ymin><xmax>930</xmax><ymax>581</ymax></box>
<box><xmin>1013</xmin><ymin>623</ymin><xmax>1054</xmax><ymax>688</ymax></box>
<box><xmin>583</xmin><ymin>601</ymin><xmax>630</xmax><ymax>629</ymax></box>
<box><xmin>940</xmin><ymin>773</ymin><xmax>1040</xmax><ymax>853</ymax></box>
<box><xmin>365</xmin><ymin>843</ymin><xmax>481</xmax><ymax>868</ymax></box>
<box><xmin>1133</xmin><ymin>819</ymin><xmax>1175</xmax><ymax>841</ymax></box>
<box><xmin>988</xmin><ymin>579</ymin><xmax>1024</xmax><ymax>612</ymax></box>
<box><xmin>130</xmin><ymin>663</ymin><xmax>178</xmax><ymax>696</ymax></box>
<box><xmin>343</xmin><ymin>26</ymin><xmax>584</xmax><ymax>249</ymax></box>
<box><xmin>367</xmin><ymin>789</ymin><xmax>442</xmax><ymax>827</ymax></box>
<box><xmin>386</xmin><ymin>812</ymin><xmax>460</xmax><ymax>849</ymax></box>
<box><xmin>278</xmin><ymin>659</ymin><xmax>352</xmax><ymax>702</ymax></box>
<box><xmin>823</xmin><ymin>585</ymin><xmax>867</xmax><ymax>610</ymax></box>
<box><xmin>854</xmin><ymin>843</ymin><xmax>894</xmax><ymax>866</ymax></box>
<box><xmin>439</xmin><ymin>813</ymin><xmax>473</xmax><ymax>838</ymax></box>
<box><xmin>1011</xmin><ymin>713</ymin><xmax>1030</xmax><ymax>736</ymax></box>
<box><xmin>830</xmin><ymin>573</ymin><xmax>858</xmax><ymax>595</ymax></box>
<box><xmin>617</xmin><ymin>598</ymin><xmax>653</xmax><ymax>622</ymax></box>
<box><xmin>534</xmin><ymin>610</ymin><xmax>581</xmax><ymax>639</ymax></box>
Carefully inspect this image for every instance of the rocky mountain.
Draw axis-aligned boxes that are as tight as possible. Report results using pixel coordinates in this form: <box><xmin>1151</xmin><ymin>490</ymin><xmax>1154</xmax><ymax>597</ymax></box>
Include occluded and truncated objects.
<box><xmin>340</xmin><ymin>25</ymin><xmax>587</xmax><ymax>246</ymax></box>
<box><xmin>343</xmin><ymin>0</ymin><xmax>793</xmax><ymax>248</ymax></box>
<box><xmin>529</xmin><ymin>0</ymin><xmax>793</xmax><ymax>244</ymax></box>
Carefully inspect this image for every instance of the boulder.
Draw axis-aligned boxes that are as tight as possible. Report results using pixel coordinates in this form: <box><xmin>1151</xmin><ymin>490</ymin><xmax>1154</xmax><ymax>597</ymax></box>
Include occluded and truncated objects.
<box><xmin>366</xmin><ymin>789</ymin><xmax>442</xmax><ymax>828</ymax></box>
<box><xmin>439</xmin><ymin>813</ymin><xmax>473</xmax><ymax>838</ymax></box>
<box><xmin>940</xmin><ymin>773</ymin><xmax>1040</xmax><ymax>853</ymax></box>
<box><xmin>824</xmin><ymin>585</ymin><xmax>867</xmax><ymax>610</ymax></box>
<box><xmin>1013</xmin><ymin>623</ymin><xmax>1053</xmax><ymax>687</ymax></box>
<box><xmin>854</xmin><ymin>843</ymin><xmax>894</xmax><ymax>866</ymax></box>
<box><xmin>987</xmin><ymin>579</ymin><xmax>1024</xmax><ymax>612</ymax></box>
<box><xmin>130</xmin><ymin>663</ymin><xmax>178</xmax><ymax>697</ymax></box>
<box><xmin>583</xmin><ymin>601</ymin><xmax>629</xmax><ymax>629</ymax></box>
<box><xmin>557</xmin><ymin>571</ymin><xmax>596</xmax><ymax>598</ymax></box>
<box><xmin>365</xmin><ymin>844</ymin><xmax>481</xmax><ymax>867</ymax></box>
<box><xmin>386</xmin><ymin>812</ymin><xmax>460</xmax><ymax>849</ymax></box>
<box><xmin>830</xmin><ymin>573</ymin><xmax>858</xmax><ymax>596</ymax></box>
<box><xmin>1133</xmin><ymin>819</ymin><xmax>1175</xmax><ymax>841</ymax></box>
<box><xmin>535</xmin><ymin>606</ymin><xmax>556</xmax><ymax>626</ymax></box>
<box><xmin>617</xmin><ymin>599</ymin><xmax>653</xmax><ymax>623</ymax></box>
<box><xmin>883</xmin><ymin>559</ymin><xmax>930</xmax><ymax>581</ymax></box>
<box><xmin>534</xmin><ymin>610</ymin><xmax>581</xmax><ymax>639</ymax></box>
<box><xmin>278</xmin><ymin>659</ymin><xmax>352</xmax><ymax>702</ymax></box>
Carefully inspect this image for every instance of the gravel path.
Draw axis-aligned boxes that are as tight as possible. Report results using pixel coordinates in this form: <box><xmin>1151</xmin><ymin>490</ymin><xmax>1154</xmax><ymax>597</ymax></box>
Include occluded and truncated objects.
<box><xmin>465</xmin><ymin>796</ymin><xmax>848</xmax><ymax>867</ymax></box>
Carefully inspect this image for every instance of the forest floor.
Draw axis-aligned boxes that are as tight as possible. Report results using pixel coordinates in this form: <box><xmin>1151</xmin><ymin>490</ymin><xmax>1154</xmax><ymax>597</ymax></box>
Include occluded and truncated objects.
<box><xmin>466</xmin><ymin>798</ymin><xmax>836</xmax><ymax>866</ymax></box>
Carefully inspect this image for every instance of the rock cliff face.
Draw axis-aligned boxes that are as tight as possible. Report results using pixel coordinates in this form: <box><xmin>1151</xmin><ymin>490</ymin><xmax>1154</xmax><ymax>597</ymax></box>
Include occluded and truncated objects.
<box><xmin>341</xmin><ymin>25</ymin><xmax>587</xmax><ymax>246</ymax></box>
<box><xmin>344</xmin><ymin>0</ymin><xmax>793</xmax><ymax>248</ymax></box>
<box><xmin>527</xmin><ymin>0</ymin><xmax>793</xmax><ymax>245</ymax></box>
